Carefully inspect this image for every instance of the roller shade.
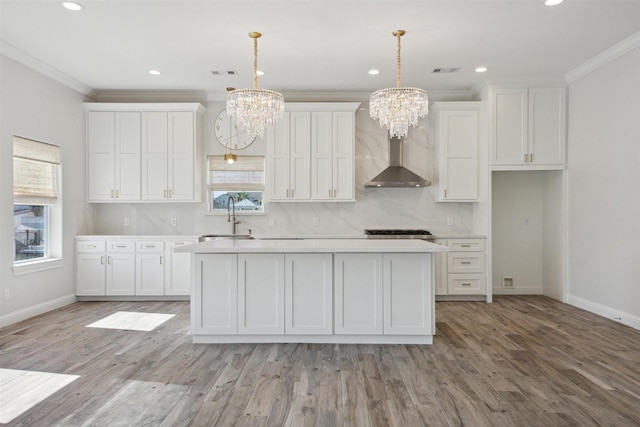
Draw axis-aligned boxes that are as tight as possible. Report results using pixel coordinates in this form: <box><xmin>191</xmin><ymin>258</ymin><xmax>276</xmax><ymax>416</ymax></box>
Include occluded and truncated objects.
<box><xmin>208</xmin><ymin>155</ymin><xmax>264</xmax><ymax>191</ymax></box>
<box><xmin>13</xmin><ymin>136</ymin><xmax>61</xmax><ymax>204</ymax></box>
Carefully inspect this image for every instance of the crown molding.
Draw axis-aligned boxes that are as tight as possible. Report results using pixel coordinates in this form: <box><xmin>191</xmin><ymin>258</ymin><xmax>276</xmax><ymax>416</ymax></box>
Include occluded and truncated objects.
<box><xmin>1</xmin><ymin>41</ymin><xmax>94</xmax><ymax>96</ymax></box>
<box><xmin>94</xmin><ymin>90</ymin><xmax>209</xmax><ymax>103</ymax></box>
<box><xmin>566</xmin><ymin>30</ymin><xmax>640</xmax><ymax>83</ymax></box>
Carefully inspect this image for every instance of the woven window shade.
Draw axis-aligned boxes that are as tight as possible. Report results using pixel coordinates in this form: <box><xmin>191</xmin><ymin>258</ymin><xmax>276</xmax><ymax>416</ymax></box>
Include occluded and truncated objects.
<box><xmin>208</xmin><ymin>155</ymin><xmax>265</xmax><ymax>191</ymax></box>
<box><xmin>13</xmin><ymin>136</ymin><xmax>60</xmax><ymax>204</ymax></box>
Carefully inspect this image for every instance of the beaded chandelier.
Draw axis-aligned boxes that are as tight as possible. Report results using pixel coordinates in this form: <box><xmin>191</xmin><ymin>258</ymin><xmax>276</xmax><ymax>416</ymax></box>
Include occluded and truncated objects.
<box><xmin>226</xmin><ymin>32</ymin><xmax>284</xmax><ymax>139</ymax></box>
<box><xmin>370</xmin><ymin>30</ymin><xmax>428</xmax><ymax>138</ymax></box>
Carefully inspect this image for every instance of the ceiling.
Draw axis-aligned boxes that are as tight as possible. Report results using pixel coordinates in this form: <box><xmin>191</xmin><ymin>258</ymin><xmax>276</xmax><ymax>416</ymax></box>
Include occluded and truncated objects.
<box><xmin>1</xmin><ymin>0</ymin><xmax>639</xmax><ymax>98</ymax></box>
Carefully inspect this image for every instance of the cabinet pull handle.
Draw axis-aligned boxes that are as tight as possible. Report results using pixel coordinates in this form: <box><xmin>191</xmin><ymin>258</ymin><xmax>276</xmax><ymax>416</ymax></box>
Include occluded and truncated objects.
<box><xmin>461</xmin><ymin>244</ymin><xmax>471</xmax><ymax>248</ymax></box>
<box><xmin>168</xmin><ymin>189</ymin><xmax>172</xmax><ymax>198</ymax></box>
<box><xmin>100</xmin><ymin>256</ymin><xmax>104</xmax><ymax>265</ymax></box>
<box><xmin>461</xmin><ymin>261</ymin><xmax>471</xmax><ymax>265</ymax></box>
<box><xmin>145</xmin><ymin>244</ymin><xmax>156</xmax><ymax>248</ymax></box>
<box><xmin>461</xmin><ymin>283</ymin><xmax>471</xmax><ymax>286</ymax></box>
<box><xmin>291</xmin><ymin>189</ymin><xmax>295</xmax><ymax>198</ymax></box>
<box><xmin>116</xmin><ymin>189</ymin><xmax>119</xmax><ymax>198</ymax></box>
<box><xmin>115</xmin><ymin>245</ymin><xmax>126</xmax><ymax>248</ymax></box>
<box><xmin>111</xmin><ymin>189</ymin><xmax>114</xmax><ymax>198</ymax></box>
<box><xmin>286</xmin><ymin>189</ymin><xmax>289</xmax><ymax>198</ymax></box>
<box><xmin>333</xmin><ymin>189</ymin><xmax>336</xmax><ymax>198</ymax></box>
<box><xmin>529</xmin><ymin>153</ymin><xmax>533</xmax><ymax>163</ymax></box>
<box><xmin>164</xmin><ymin>189</ymin><xmax>167</xmax><ymax>198</ymax></box>
<box><xmin>107</xmin><ymin>256</ymin><xmax>112</xmax><ymax>265</ymax></box>
<box><xmin>444</xmin><ymin>189</ymin><xmax>447</xmax><ymax>198</ymax></box>
<box><xmin>160</xmin><ymin>256</ymin><xmax>163</xmax><ymax>265</ymax></box>
<box><xmin>524</xmin><ymin>154</ymin><xmax>528</xmax><ymax>163</ymax></box>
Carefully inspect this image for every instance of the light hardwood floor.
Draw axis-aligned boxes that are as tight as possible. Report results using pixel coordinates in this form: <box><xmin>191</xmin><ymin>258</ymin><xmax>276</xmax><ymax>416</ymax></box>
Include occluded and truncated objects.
<box><xmin>1</xmin><ymin>296</ymin><xmax>639</xmax><ymax>426</ymax></box>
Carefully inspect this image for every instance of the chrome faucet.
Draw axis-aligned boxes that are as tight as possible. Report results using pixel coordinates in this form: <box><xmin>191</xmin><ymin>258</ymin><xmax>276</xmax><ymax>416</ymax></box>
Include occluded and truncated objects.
<box><xmin>227</xmin><ymin>196</ymin><xmax>240</xmax><ymax>234</ymax></box>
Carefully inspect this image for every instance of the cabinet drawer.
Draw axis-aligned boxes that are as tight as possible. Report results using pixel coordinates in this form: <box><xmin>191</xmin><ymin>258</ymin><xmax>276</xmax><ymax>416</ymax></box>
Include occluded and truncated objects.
<box><xmin>107</xmin><ymin>241</ymin><xmax>135</xmax><ymax>252</ymax></box>
<box><xmin>136</xmin><ymin>241</ymin><xmax>165</xmax><ymax>252</ymax></box>
<box><xmin>447</xmin><ymin>252</ymin><xmax>485</xmax><ymax>273</ymax></box>
<box><xmin>448</xmin><ymin>239</ymin><xmax>485</xmax><ymax>252</ymax></box>
<box><xmin>447</xmin><ymin>274</ymin><xmax>485</xmax><ymax>295</ymax></box>
<box><xmin>77</xmin><ymin>240</ymin><xmax>106</xmax><ymax>252</ymax></box>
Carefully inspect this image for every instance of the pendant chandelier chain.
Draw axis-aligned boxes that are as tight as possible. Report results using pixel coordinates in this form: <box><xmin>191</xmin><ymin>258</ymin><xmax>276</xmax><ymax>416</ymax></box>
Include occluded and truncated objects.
<box><xmin>253</xmin><ymin>35</ymin><xmax>259</xmax><ymax>90</ymax></box>
<box><xmin>396</xmin><ymin>32</ymin><xmax>401</xmax><ymax>88</ymax></box>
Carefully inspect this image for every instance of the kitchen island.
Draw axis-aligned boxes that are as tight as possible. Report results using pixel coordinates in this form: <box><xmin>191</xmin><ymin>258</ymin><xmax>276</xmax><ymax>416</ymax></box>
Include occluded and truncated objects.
<box><xmin>177</xmin><ymin>239</ymin><xmax>447</xmax><ymax>344</ymax></box>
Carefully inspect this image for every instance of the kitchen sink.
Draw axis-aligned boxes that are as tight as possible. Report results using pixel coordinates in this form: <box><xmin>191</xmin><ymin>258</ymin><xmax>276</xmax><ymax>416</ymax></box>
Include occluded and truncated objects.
<box><xmin>199</xmin><ymin>234</ymin><xmax>254</xmax><ymax>242</ymax></box>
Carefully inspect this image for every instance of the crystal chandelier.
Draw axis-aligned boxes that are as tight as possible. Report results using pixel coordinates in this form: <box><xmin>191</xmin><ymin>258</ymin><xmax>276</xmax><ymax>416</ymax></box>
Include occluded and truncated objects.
<box><xmin>370</xmin><ymin>30</ymin><xmax>428</xmax><ymax>138</ymax></box>
<box><xmin>226</xmin><ymin>32</ymin><xmax>284</xmax><ymax>139</ymax></box>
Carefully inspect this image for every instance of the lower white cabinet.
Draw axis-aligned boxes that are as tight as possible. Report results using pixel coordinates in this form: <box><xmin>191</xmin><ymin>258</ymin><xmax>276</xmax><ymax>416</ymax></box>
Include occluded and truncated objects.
<box><xmin>76</xmin><ymin>237</ymin><xmax>195</xmax><ymax>298</ymax></box>
<box><xmin>192</xmin><ymin>251</ymin><xmax>434</xmax><ymax>341</ymax></box>
<box><xmin>334</xmin><ymin>253</ymin><xmax>383</xmax><ymax>335</ymax></box>
<box><xmin>286</xmin><ymin>254</ymin><xmax>333</xmax><ymax>335</ymax></box>
<box><xmin>238</xmin><ymin>254</ymin><xmax>285</xmax><ymax>334</ymax></box>
<box><xmin>435</xmin><ymin>238</ymin><xmax>487</xmax><ymax>296</ymax></box>
<box><xmin>383</xmin><ymin>253</ymin><xmax>433</xmax><ymax>335</ymax></box>
<box><xmin>193</xmin><ymin>253</ymin><xmax>238</xmax><ymax>335</ymax></box>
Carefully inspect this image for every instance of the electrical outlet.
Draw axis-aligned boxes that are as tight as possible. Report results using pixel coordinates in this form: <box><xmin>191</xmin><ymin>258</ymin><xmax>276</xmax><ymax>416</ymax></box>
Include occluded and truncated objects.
<box><xmin>170</xmin><ymin>218</ymin><xmax>177</xmax><ymax>227</ymax></box>
<box><xmin>447</xmin><ymin>217</ymin><xmax>454</xmax><ymax>226</ymax></box>
<box><xmin>269</xmin><ymin>218</ymin><xmax>276</xmax><ymax>226</ymax></box>
<box><xmin>312</xmin><ymin>217</ymin><xmax>319</xmax><ymax>226</ymax></box>
<box><xmin>503</xmin><ymin>277</ymin><xmax>514</xmax><ymax>288</ymax></box>
<box><xmin>3</xmin><ymin>289</ymin><xmax>9</xmax><ymax>301</ymax></box>
<box><xmin>124</xmin><ymin>217</ymin><xmax>130</xmax><ymax>227</ymax></box>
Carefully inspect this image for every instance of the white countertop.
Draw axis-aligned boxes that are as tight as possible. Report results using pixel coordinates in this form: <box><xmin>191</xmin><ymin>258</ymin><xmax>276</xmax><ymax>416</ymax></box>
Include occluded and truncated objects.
<box><xmin>176</xmin><ymin>238</ymin><xmax>448</xmax><ymax>254</ymax></box>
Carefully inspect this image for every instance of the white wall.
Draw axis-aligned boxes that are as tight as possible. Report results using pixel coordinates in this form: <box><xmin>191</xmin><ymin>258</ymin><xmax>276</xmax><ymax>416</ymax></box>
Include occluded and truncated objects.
<box><xmin>567</xmin><ymin>46</ymin><xmax>640</xmax><ymax>326</ymax></box>
<box><xmin>0</xmin><ymin>55</ymin><xmax>86</xmax><ymax>324</ymax></box>
<box><xmin>80</xmin><ymin>101</ymin><xmax>477</xmax><ymax>237</ymax></box>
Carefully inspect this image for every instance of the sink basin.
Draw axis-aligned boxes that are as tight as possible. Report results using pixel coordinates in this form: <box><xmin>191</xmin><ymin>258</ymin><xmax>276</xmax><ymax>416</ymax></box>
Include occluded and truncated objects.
<box><xmin>199</xmin><ymin>234</ymin><xmax>254</xmax><ymax>242</ymax></box>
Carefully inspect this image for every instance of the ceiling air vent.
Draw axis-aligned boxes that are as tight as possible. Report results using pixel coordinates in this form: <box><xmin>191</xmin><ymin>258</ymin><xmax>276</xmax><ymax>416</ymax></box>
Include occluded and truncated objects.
<box><xmin>211</xmin><ymin>70</ymin><xmax>238</xmax><ymax>76</ymax></box>
<box><xmin>432</xmin><ymin>68</ymin><xmax>461</xmax><ymax>74</ymax></box>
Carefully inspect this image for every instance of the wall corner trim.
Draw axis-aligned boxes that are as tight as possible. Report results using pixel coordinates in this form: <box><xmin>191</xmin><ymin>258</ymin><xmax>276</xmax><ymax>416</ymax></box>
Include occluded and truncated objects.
<box><xmin>566</xmin><ymin>30</ymin><xmax>640</xmax><ymax>83</ymax></box>
<box><xmin>0</xmin><ymin>294</ymin><xmax>77</xmax><ymax>328</ymax></box>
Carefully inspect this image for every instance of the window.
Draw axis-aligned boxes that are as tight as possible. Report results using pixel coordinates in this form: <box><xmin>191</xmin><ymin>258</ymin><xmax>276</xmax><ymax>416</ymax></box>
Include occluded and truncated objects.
<box><xmin>208</xmin><ymin>155</ymin><xmax>264</xmax><ymax>214</ymax></box>
<box><xmin>13</xmin><ymin>136</ymin><xmax>62</xmax><ymax>269</ymax></box>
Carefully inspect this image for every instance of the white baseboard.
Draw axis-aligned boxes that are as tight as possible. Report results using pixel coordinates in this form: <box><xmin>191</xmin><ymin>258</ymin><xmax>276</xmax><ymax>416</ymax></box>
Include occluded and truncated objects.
<box><xmin>0</xmin><ymin>294</ymin><xmax>77</xmax><ymax>328</ymax></box>
<box><xmin>567</xmin><ymin>294</ymin><xmax>640</xmax><ymax>331</ymax></box>
<box><xmin>492</xmin><ymin>287</ymin><xmax>543</xmax><ymax>295</ymax></box>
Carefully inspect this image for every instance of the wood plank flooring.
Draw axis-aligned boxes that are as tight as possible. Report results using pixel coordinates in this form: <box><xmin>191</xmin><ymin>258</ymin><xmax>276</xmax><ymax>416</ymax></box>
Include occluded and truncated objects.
<box><xmin>1</xmin><ymin>296</ymin><xmax>639</xmax><ymax>426</ymax></box>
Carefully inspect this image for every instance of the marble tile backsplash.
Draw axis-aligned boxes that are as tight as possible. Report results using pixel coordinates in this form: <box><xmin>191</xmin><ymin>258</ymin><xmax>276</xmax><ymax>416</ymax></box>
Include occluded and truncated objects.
<box><xmin>76</xmin><ymin>102</ymin><xmax>474</xmax><ymax>237</ymax></box>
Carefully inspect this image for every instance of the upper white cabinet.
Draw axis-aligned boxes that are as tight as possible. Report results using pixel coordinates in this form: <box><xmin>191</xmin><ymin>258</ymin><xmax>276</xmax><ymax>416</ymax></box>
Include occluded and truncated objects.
<box><xmin>434</xmin><ymin>102</ymin><xmax>480</xmax><ymax>202</ymax></box>
<box><xmin>490</xmin><ymin>87</ymin><xmax>566</xmax><ymax>170</ymax></box>
<box><xmin>87</xmin><ymin>111</ymin><xmax>141</xmax><ymax>201</ymax></box>
<box><xmin>266</xmin><ymin>102</ymin><xmax>359</xmax><ymax>202</ymax></box>
<box><xmin>85</xmin><ymin>103</ymin><xmax>205</xmax><ymax>203</ymax></box>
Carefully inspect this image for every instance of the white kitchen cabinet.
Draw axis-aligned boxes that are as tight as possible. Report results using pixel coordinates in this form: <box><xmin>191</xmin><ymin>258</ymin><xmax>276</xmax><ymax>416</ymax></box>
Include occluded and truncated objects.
<box><xmin>490</xmin><ymin>87</ymin><xmax>566</xmax><ymax>170</ymax></box>
<box><xmin>87</xmin><ymin>111</ymin><xmax>141</xmax><ymax>201</ymax></box>
<box><xmin>193</xmin><ymin>253</ymin><xmax>238</xmax><ymax>335</ymax></box>
<box><xmin>76</xmin><ymin>240</ymin><xmax>135</xmax><ymax>296</ymax></box>
<box><xmin>334</xmin><ymin>253</ymin><xmax>383</xmax><ymax>335</ymax></box>
<box><xmin>266</xmin><ymin>103</ymin><xmax>359</xmax><ymax>202</ymax></box>
<box><xmin>238</xmin><ymin>254</ymin><xmax>285</xmax><ymax>334</ymax></box>
<box><xmin>135</xmin><ymin>240</ymin><xmax>165</xmax><ymax>296</ymax></box>
<box><xmin>142</xmin><ymin>111</ymin><xmax>198</xmax><ymax>201</ymax></box>
<box><xmin>434</xmin><ymin>102</ymin><xmax>479</xmax><ymax>202</ymax></box>
<box><xmin>383</xmin><ymin>253</ymin><xmax>433</xmax><ymax>335</ymax></box>
<box><xmin>164</xmin><ymin>239</ymin><xmax>196</xmax><ymax>296</ymax></box>
<box><xmin>285</xmin><ymin>253</ymin><xmax>333</xmax><ymax>335</ymax></box>
<box><xmin>85</xmin><ymin>103</ymin><xmax>204</xmax><ymax>203</ymax></box>
<box><xmin>311</xmin><ymin>111</ymin><xmax>355</xmax><ymax>201</ymax></box>
<box><xmin>435</xmin><ymin>238</ymin><xmax>486</xmax><ymax>297</ymax></box>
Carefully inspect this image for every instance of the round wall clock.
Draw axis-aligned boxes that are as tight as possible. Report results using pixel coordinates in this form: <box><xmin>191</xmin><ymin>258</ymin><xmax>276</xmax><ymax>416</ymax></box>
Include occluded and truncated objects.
<box><xmin>214</xmin><ymin>109</ymin><xmax>256</xmax><ymax>150</ymax></box>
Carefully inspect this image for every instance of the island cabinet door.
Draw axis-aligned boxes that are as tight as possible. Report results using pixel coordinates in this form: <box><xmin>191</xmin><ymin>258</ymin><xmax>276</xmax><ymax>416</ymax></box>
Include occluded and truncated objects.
<box><xmin>383</xmin><ymin>253</ymin><xmax>433</xmax><ymax>335</ymax></box>
<box><xmin>285</xmin><ymin>254</ymin><xmax>333</xmax><ymax>335</ymax></box>
<box><xmin>193</xmin><ymin>254</ymin><xmax>238</xmax><ymax>335</ymax></box>
<box><xmin>334</xmin><ymin>253</ymin><xmax>383</xmax><ymax>335</ymax></box>
<box><xmin>238</xmin><ymin>254</ymin><xmax>285</xmax><ymax>334</ymax></box>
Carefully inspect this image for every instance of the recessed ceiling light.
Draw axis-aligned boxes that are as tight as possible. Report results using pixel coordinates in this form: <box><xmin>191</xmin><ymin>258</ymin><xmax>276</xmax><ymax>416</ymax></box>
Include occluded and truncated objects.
<box><xmin>256</xmin><ymin>70</ymin><xmax>265</xmax><ymax>76</ymax></box>
<box><xmin>61</xmin><ymin>2</ymin><xmax>83</xmax><ymax>11</ymax></box>
<box><xmin>368</xmin><ymin>69</ymin><xmax>380</xmax><ymax>75</ymax></box>
<box><xmin>545</xmin><ymin>0</ymin><xmax>564</xmax><ymax>5</ymax></box>
<box><xmin>475</xmin><ymin>66</ymin><xmax>488</xmax><ymax>73</ymax></box>
<box><xmin>148</xmin><ymin>70</ymin><xmax>161</xmax><ymax>76</ymax></box>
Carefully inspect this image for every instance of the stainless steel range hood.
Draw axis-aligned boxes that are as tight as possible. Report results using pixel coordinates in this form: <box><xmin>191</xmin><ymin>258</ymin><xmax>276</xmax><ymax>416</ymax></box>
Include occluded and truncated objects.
<box><xmin>365</xmin><ymin>135</ymin><xmax>431</xmax><ymax>188</ymax></box>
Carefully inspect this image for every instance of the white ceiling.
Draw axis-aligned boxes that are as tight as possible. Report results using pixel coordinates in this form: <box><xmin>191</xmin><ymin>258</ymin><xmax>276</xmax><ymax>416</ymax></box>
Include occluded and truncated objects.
<box><xmin>1</xmin><ymin>0</ymin><xmax>639</xmax><ymax>98</ymax></box>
